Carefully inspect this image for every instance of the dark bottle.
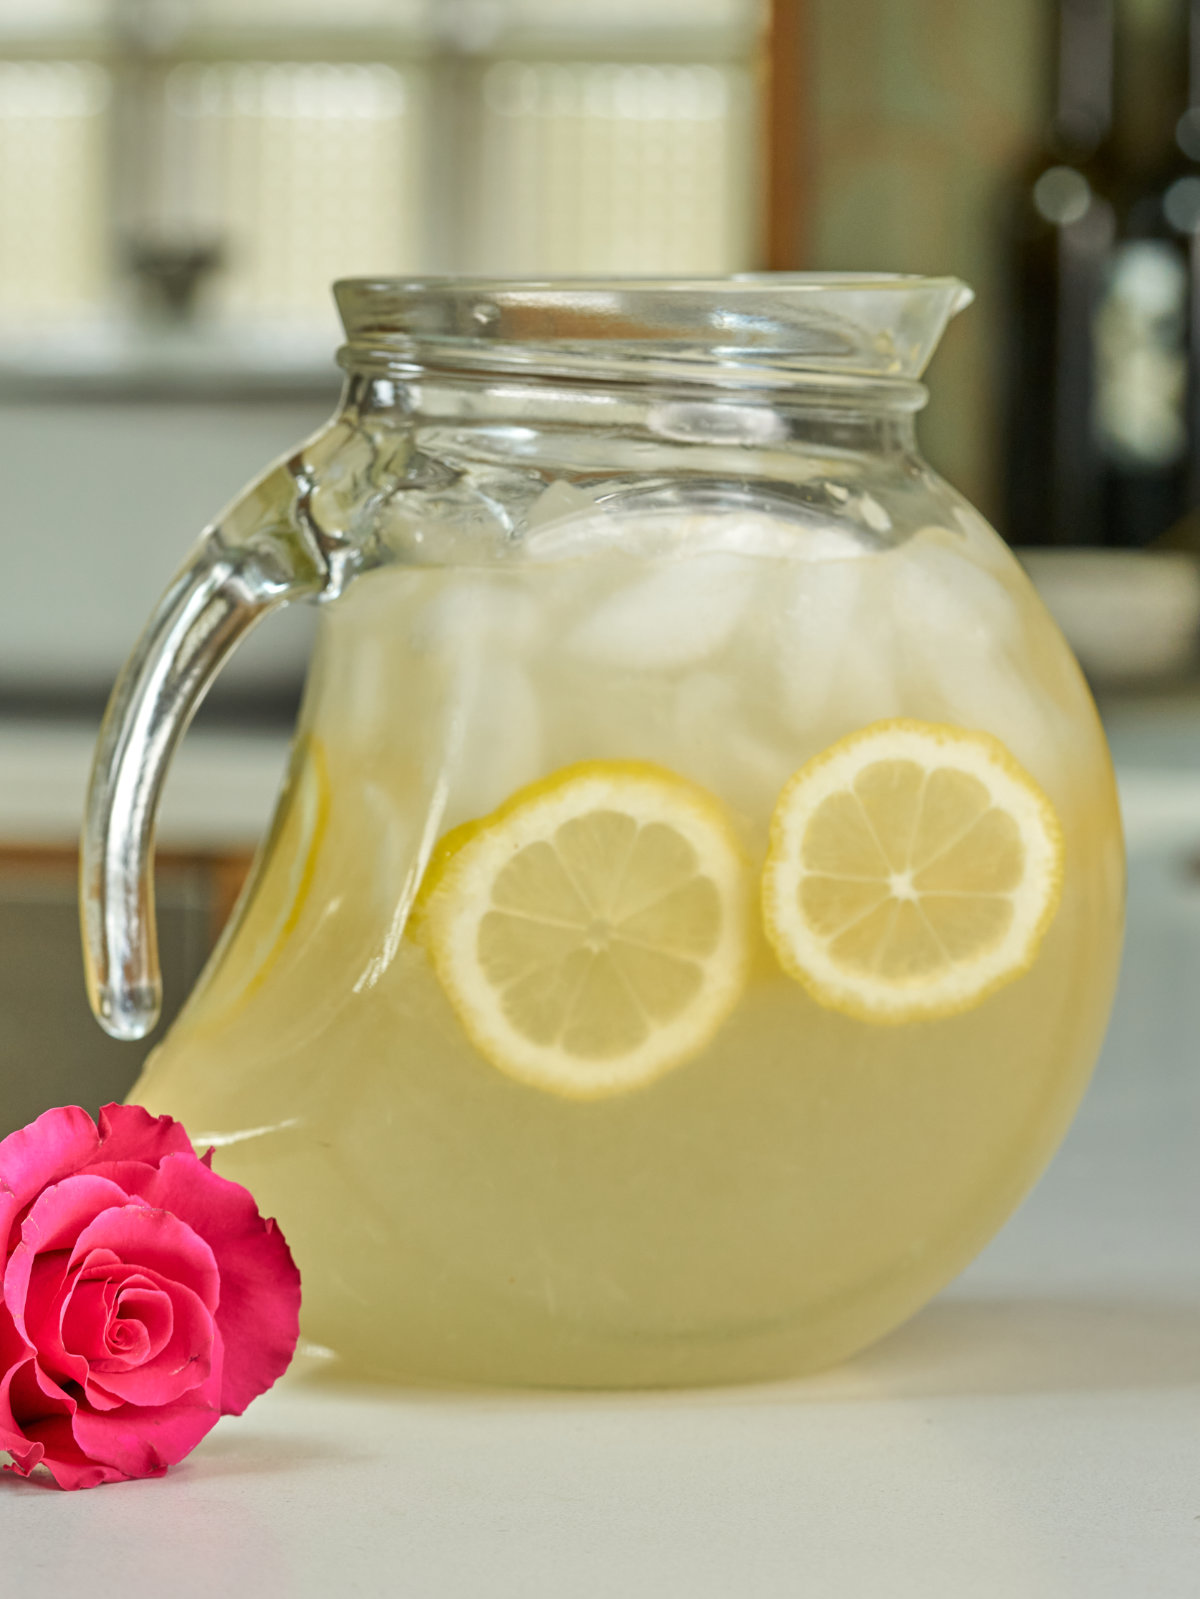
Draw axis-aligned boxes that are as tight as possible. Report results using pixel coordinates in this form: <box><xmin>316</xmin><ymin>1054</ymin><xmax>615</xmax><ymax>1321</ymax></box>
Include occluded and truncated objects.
<box><xmin>1003</xmin><ymin>0</ymin><xmax>1118</xmax><ymax>547</ymax></box>
<box><xmin>1094</xmin><ymin>0</ymin><xmax>1200</xmax><ymax>545</ymax></box>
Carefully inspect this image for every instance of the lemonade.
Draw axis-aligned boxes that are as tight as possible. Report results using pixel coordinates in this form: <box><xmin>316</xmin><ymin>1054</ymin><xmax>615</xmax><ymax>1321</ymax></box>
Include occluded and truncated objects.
<box><xmin>131</xmin><ymin>518</ymin><xmax>1124</xmax><ymax>1386</ymax></box>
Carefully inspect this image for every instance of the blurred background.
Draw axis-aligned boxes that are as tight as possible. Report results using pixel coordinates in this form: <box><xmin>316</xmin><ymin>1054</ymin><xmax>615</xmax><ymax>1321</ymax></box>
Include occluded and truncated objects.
<box><xmin>2</xmin><ymin>0</ymin><xmax>1200</xmax><ymax>1135</ymax></box>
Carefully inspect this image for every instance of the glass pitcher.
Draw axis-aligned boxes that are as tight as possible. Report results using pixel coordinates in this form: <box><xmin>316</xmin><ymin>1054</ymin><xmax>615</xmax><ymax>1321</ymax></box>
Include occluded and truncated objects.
<box><xmin>82</xmin><ymin>277</ymin><xmax>1124</xmax><ymax>1387</ymax></box>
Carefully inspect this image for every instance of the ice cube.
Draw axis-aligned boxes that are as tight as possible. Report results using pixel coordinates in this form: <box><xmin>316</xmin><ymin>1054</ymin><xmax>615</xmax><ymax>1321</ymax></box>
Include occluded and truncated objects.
<box><xmin>441</xmin><ymin>656</ymin><xmax>543</xmax><ymax>826</ymax></box>
<box><xmin>891</xmin><ymin>538</ymin><xmax>1062</xmax><ymax>776</ymax></box>
<box><xmin>324</xmin><ymin>569</ymin><xmax>425</xmax><ymax>744</ymax></box>
<box><xmin>567</xmin><ymin>553</ymin><xmax>757</xmax><ymax>671</ymax></box>
<box><xmin>911</xmin><ymin>642</ymin><xmax>1067</xmax><ymax>783</ymax></box>
<box><xmin>774</xmin><ymin>557</ymin><xmax>902</xmax><ymax>736</ymax></box>
<box><xmin>527</xmin><ymin>501</ymin><xmax>874</xmax><ymax>563</ymax></box>
<box><xmin>761</xmin><ymin>514</ymin><xmax>874</xmax><ymax>561</ymax></box>
<box><xmin>675</xmin><ymin>671</ymin><xmax>794</xmax><ymax>816</ymax></box>
<box><xmin>524</xmin><ymin>479</ymin><xmax>603</xmax><ymax>531</ymax></box>
<box><xmin>412</xmin><ymin>576</ymin><xmax>542</xmax><ymax>659</ymax></box>
<box><xmin>894</xmin><ymin>538</ymin><xmax>1023</xmax><ymax>651</ymax></box>
<box><xmin>945</xmin><ymin>505</ymin><xmax>1018</xmax><ymax>576</ymax></box>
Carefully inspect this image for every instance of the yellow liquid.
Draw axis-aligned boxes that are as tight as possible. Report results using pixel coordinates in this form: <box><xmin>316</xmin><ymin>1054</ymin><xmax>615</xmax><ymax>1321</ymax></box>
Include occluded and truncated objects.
<box><xmin>133</xmin><ymin>529</ymin><xmax>1124</xmax><ymax>1386</ymax></box>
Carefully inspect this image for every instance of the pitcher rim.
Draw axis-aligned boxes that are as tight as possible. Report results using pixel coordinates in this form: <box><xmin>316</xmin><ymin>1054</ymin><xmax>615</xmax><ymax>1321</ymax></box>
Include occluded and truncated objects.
<box><xmin>332</xmin><ymin>273</ymin><xmax>973</xmax><ymax>391</ymax></box>
<box><xmin>334</xmin><ymin>271</ymin><xmax>972</xmax><ymax>296</ymax></box>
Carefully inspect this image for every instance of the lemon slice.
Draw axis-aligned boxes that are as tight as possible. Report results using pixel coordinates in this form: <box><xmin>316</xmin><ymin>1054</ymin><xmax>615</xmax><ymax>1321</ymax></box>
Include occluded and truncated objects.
<box><xmin>761</xmin><ymin>720</ymin><xmax>1063</xmax><ymax>1023</ymax></box>
<box><xmin>421</xmin><ymin>761</ymin><xmax>749</xmax><ymax>1098</ymax></box>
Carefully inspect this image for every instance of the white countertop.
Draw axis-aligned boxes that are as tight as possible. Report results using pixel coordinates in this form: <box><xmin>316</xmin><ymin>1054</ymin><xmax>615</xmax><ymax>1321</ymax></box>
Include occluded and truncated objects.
<box><xmin>2</xmin><ymin>723</ymin><xmax>1199</xmax><ymax>1594</ymax></box>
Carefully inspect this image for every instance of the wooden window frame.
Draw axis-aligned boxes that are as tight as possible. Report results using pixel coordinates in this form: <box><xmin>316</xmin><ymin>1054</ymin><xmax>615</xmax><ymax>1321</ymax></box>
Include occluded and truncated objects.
<box><xmin>765</xmin><ymin>0</ymin><xmax>809</xmax><ymax>270</ymax></box>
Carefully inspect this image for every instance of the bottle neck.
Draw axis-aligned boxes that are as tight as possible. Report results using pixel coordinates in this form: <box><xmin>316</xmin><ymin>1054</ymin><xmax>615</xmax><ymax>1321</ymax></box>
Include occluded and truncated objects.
<box><xmin>1177</xmin><ymin>0</ymin><xmax>1200</xmax><ymax>157</ymax></box>
<box><xmin>1113</xmin><ymin>0</ymin><xmax>1191</xmax><ymax>173</ymax></box>
<box><xmin>1050</xmin><ymin>0</ymin><xmax>1115</xmax><ymax>156</ymax></box>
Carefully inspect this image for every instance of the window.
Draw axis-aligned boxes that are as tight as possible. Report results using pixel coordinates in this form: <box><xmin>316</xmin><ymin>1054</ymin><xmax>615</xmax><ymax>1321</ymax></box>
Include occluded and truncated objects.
<box><xmin>0</xmin><ymin>0</ymin><xmax>766</xmax><ymax>345</ymax></box>
<box><xmin>471</xmin><ymin>60</ymin><xmax>754</xmax><ymax>275</ymax></box>
<box><xmin>154</xmin><ymin>60</ymin><xmax>428</xmax><ymax>319</ymax></box>
<box><xmin>0</xmin><ymin>59</ymin><xmax>109</xmax><ymax>318</ymax></box>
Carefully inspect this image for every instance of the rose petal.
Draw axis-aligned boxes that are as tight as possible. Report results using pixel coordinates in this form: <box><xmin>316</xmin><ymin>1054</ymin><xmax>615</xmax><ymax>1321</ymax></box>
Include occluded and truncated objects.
<box><xmin>63</xmin><ymin>1257</ymin><xmax>185</xmax><ymax>1382</ymax></box>
<box><xmin>70</xmin><ymin>1332</ymin><xmax>224</xmax><ymax>1477</ymax></box>
<box><xmin>24</xmin><ymin>1340</ymin><xmax>80</xmax><ymax>1412</ymax></box>
<box><xmin>85</xmin><ymin>1275</ymin><xmax>213</xmax><ymax>1409</ymax></box>
<box><xmin>130</xmin><ymin>1154</ymin><xmax>300</xmax><ymax>1414</ymax></box>
<box><xmin>98</xmin><ymin>1281</ymin><xmax>172</xmax><ymax>1368</ymax></box>
<box><xmin>0</xmin><ymin>1355</ymin><xmax>44</xmax><ymax>1475</ymax></box>
<box><xmin>64</xmin><ymin>1247</ymin><xmax>164</xmax><ymax>1349</ymax></box>
<box><xmin>18</xmin><ymin>1249</ymin><xmax>69</xmax><ymax>1341</ymax></box>
<box><xmin>16</xmin><ymin>1173</ymin><xmax>138</xmax><ymax>1257</ymax></box>
<box><xmin>48</xmin><ymin>1241</ymin><xmax>218</xmax><ymax>1409</ymax></box>
<box><xmin>0</xmin><ymin>1347</ymin><xmax>76</xmax><ymax>1475</ymax></box>
<box><xmin>2</xmin><ymin>1356</ymin><xmax>134</xmax><ymax>1489</ymax></box>
<box><xmin>16</xmin><ymin>1250</ymin><xmax>88</xmax><ymax>1391</ymax></box>
<box><xmin>3</xmin><ymin>1176</ymin><xmax>134</xmax><ymax>1351</ymax></box>
<box><xmin>95</xmin><ymin>1104</ymin><xmax>196</xmax><ymax>1167</ymax></box>
<box><xmin>0</xmin><ymin>1107</ymin><xmax>99</xmax><ymax>1258</ymax></box>
<box><xmin>67</xmin><ymin>1205</ymin><xmax>220</xmax><ymax>1315</ymax></box>
<box><xmin>81</xmin><ymin>1159</ymin><xmax>159</xmax><ymax>1194</ymax></box>
<box><xmin>59</xmin><ymin>1276</ymin><xmax>110</xmax><ymax>1362</ymax></box>
<box><xmin>9</xmin><ymin>1414</ymin><xmax>132</xmax><ymax>1489</ymax></box>
<box><xmin>61</xmin><ymin>1276</ymin><xmax>153</xmax><ymax>1369</ymax></box>
<box><xmin>0</xmin><ymin>1303</ymin><xmax>33</xmax><ymax>1372</ymax></box>
<box><xmin>107</xmin><ymin>1284</ymin><xmax>171</xmax><ymax>1364</ymax></box>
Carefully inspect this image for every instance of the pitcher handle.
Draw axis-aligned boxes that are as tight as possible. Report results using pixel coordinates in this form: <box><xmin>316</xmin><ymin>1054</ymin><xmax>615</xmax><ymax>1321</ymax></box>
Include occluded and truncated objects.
<box><xmin>81</xmin><ymin>459</ymin><xmax>332</xmax><ymax>1041</ymax></box>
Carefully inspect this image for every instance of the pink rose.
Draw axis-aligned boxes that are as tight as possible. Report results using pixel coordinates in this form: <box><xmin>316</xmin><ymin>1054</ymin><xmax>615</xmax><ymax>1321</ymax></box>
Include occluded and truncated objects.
<box><xmin>0</xmin><ymin>1103</ymin><xmax>300</xmax><ymax>1489</ymax></box>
